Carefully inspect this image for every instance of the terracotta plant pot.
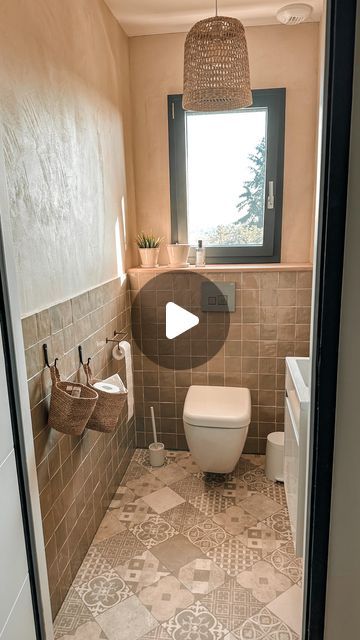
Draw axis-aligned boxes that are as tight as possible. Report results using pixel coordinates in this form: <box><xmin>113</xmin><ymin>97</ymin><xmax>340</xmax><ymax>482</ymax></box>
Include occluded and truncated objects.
<box><xmin>138</xmin><ymin>247</ymin><xmax>160</xmax><ymax>268</ymax></box>
<box><xmin>167</xmin><ymin>244</ymin><xmax>190</xmax><ymax>267</ymax></box>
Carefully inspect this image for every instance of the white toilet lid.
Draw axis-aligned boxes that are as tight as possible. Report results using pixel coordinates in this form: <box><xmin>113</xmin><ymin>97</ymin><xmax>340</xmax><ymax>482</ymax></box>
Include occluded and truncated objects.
<box><xmin>183</xmin><ymin>385</ymin><xmax>251</xmax><ymax>429</ymax></box>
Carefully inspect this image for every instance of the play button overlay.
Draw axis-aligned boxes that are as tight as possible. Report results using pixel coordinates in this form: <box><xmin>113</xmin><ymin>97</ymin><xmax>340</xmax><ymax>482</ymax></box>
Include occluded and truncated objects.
<box><xmin>131</xmin><ymin>270</ymin><xmax>230</xmax><ymax>370</ymax></box>
<box><xmin>166</xmin><ymin>302</ymin><xmax>199</xmax><ymax>339</ymax></box>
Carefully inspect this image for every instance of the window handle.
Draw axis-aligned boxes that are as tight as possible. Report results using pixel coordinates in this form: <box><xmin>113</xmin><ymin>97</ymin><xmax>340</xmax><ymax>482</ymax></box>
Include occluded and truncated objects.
<box><xmin>267</xmin><ymin>181</ymin><xmax>274</xmax><ymax>209</ymax></box>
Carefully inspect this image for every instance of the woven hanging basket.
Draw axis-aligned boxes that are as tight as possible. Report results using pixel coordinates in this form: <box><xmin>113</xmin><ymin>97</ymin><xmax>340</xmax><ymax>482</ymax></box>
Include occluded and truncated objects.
<box><xmin>47</xmin><ymin>365</ymin><xmax>98</xmax><ymax>436</ymax></box>
<box><xmin>183</xmin><ymin>16</ymin><xmax>252</xmax><ymax>112</ymax></box>
<box><xmin>83</xmin><ymin>363</ymin><xmax>128</xmax><ymax>433</ymax></box>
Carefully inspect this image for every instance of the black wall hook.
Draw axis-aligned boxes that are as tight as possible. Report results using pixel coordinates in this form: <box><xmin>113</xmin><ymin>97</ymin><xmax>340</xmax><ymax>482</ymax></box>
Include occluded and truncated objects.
<box><xmin>43</xmin><ymin>344</ymin><xmax>58</xmax><ymax>368</ymax></box>
<box><xmin>78</xmin><ymin>345</ymin><xmax>91</xmax><ymax>366</ymax></box>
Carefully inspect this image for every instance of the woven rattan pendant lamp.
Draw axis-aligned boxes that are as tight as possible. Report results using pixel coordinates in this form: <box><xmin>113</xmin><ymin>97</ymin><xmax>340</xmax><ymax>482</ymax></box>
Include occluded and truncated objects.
<box><xmin>183</xmin><ymin>0</ymin><xmax>252</xmax><ymax>112</ymax></box>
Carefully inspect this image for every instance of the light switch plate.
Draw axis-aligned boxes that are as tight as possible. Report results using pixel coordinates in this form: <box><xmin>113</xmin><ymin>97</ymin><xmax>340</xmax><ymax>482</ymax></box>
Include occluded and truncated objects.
<box><xmin>201</xmin><ymin>282</ymin><xmax>236</xmax><ymax>312</ymax></box>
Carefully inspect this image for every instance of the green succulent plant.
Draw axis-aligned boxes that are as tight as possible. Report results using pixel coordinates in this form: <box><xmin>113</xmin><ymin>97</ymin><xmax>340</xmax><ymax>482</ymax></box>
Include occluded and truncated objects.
<box><xmin>136</xmin><ymin>232</ymin><xmax>162</xmax><ymax>249</ymax></box>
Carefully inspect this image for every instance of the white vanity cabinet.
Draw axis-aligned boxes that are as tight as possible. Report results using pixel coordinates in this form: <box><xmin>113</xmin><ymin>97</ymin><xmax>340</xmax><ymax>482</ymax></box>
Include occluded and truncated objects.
<box><xmin>284</xmin><ymin>357</ymin><xmax>310</xmax><ymax>557</ymax></box>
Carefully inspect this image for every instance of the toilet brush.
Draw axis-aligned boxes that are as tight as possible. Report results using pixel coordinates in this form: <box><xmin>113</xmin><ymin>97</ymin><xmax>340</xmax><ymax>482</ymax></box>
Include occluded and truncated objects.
<box><xmin>149</xmin><ymin>406</ymin><xmax>165</xmax><ymax>467</ymax></box>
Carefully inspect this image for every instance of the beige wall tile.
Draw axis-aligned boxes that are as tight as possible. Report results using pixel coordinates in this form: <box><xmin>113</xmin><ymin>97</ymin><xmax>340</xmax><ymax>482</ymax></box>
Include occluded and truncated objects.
<box><xmin>22</xmin><ymin>315</ymin><xmax>38</xmax><ymax>349</ymax></box>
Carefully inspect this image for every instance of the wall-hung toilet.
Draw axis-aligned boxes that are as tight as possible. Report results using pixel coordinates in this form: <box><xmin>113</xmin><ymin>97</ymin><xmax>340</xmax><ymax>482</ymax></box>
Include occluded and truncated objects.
<box><xmin>183</xmin><ymin>385</ymin><xmax>251</xmax><ymax>474</ymax></box>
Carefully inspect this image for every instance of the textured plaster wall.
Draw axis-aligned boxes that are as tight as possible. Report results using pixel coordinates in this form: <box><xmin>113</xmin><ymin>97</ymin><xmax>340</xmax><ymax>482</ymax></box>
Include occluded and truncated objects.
<box><xmin>0</xmin><ymin>0</ymin><xmax>137</xmax><ymax>316</ymax></box>
<box><xmin>129</xmin><ymin>24</ymin><xmax>319</xmax><ymax>265</ymax></box>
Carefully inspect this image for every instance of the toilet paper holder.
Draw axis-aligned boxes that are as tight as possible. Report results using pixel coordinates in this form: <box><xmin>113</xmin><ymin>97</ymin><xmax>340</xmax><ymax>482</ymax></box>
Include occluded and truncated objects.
<box><xmin>106</xmin><ymin>330</ymin><xmax>128</xmax><ymax>348</ymax></box>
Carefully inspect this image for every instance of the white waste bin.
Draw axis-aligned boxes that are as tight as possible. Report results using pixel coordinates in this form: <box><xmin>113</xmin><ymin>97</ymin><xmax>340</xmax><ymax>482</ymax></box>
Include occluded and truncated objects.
<box><xmin>265</xmin><ymin>431</ymin><xmax>284</xmax><ymax>482</ymax></box>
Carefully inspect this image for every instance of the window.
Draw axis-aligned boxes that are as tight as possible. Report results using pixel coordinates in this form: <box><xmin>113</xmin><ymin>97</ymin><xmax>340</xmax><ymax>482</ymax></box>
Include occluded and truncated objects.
<box><xmin>168</xmin><ymin>89</ymin><xmax>286</xmax><ymax>263</ymax></box>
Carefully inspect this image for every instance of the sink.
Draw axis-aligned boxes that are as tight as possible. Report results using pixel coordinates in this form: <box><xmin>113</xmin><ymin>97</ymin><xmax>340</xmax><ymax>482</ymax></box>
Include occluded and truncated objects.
<box><xmin>284</xmin><ymin>356</ymin><xmax>310</xmax><ymax>556</ymax></box>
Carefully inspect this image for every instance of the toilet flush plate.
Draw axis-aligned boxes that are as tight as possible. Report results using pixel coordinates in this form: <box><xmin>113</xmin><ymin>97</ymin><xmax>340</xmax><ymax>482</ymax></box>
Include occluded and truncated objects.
<box><xmin>201</xmin><ymin>281</ymin><xmax>236</xmax><ymax>312</ymax></box>
<box><xmin>131</xmin><ymin>271</ymin><xmax>230</xmax><ymax>370</ymax></box>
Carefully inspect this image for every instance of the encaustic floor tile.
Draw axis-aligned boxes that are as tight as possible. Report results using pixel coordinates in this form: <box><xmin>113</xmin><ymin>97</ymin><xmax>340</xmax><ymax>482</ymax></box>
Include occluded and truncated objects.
<box><xmin>232</xmin><ymin>606</ymin><xmax>300</xmax><ymax>640</ymax></box>
<box><xmin>116</xmin><ymin>549</ymin><xmax>170</xmax><ymax>593</ymax></box>
<box><xmin>200</xmin><ymin>574</ymin><xmax>263</xmax><ymax>632</ymax></box>
<box><xmin>163</xmin><ymin>600</ymin><xmax>230</xmax><ymax>640</ymax></box>
<box><xmin>54</xmin><ymin>450</ymin><xmax>302</xmax><ymax>640</ymax></box>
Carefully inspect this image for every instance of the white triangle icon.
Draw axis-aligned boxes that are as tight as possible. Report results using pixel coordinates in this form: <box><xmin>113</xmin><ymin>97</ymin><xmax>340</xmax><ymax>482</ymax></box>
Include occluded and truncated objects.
<box><xmin>166</xmin><ymin>302</ymin><xmax>199</xmax><ymax>339</ymax></box>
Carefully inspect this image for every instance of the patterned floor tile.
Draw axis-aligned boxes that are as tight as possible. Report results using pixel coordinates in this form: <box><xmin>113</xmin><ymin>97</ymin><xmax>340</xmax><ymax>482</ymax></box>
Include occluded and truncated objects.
<box><xmin>93</xmin><ymin>513</ymin><xmax>127</xmax><ymax>543</ymax></box>
<box><xmin>170</xmin><ymin>475</ymin><xmax>206</xmax><ymax>501</ymax></box>
<box><xmin>94</xmin><ymin>529</ymin><xmax>146</xmax><ymax>569</ymax></box>
<box><xmin>232</xmin><ymin>458</ymin><xmax>258</xmax><ymax>479</ymax></box>
<box><xmin>161</xmin><ymin>501</ymin><xmax>206</xmax><ymax>533</ymax></box>
<box><xmin>178</xmin><ymin>558</ymin><xmax>225</xmax><ymax>595</ymax></box>
<box><xmin>175</xmin><ymin>453</ymin><xmax>201</xmax><ymax>475</ymax></box>
<box><xmin>163</xmin><ymin>600</ymin><xmax>229</xmax><ymax>640</ymax></box>
<box><xmin>189</xmin><ymin>489</ymin><xmax>233</xmax><ymax>517</ymax></box>
<box><xmin>73</xmin><ymin>547</ymin><xmax>113</xmax><ymax>588</ymax></box>
<box><xmin>123</xmin><ymin>461</ymin><xmax>150</xmax><ymax>483</ymax></box>
<box><xmin>232</xmin><ymin>606</ymin><xmax>300</xmax><ymax>639</ymax></box>
<box><xmin>236</xmin><ymin>561</ymin><xmax>292</xmax><ymax>605</ymax></box>
<box><xmin>142</xmin><ymin>487</ymin><xmax>185</xmax><ymax>514</ymax></box>
<box><xmin>260</xmin><ymin>482</ymin><xmax>287</xmax><ymax>508</ymax></box>
<box><xmin>213</xmin><ymin>507</ymin><xmax>257</xmax><ymax>537</ymax></box>
<box><xmin>186</xmin><ymin>518</ymin><xmax>230</xmax><ymax>554</ymax></box>
<box><xmin>108</xmin><ymin>486</ymin><xmax>135</xmax><ymax>511</ymax></box>
<box><xmin>166</xmin><ymin>451</ymin><xmax>187</xmax><ymax>463</ymax></box>
<box><xmin>138</xmin><ymin>575</ymin><xmax>194</xmax><ymax>622</ymax></box>
<box><xmin>53</xmin><ymin>588</ymin><xmax>93</xmax><ymax>639</ymax></box>
<box><xmin>76</xmin><ymin>569</ymin><xmax>132</xmax><ymax>616</ymax></box>
<box><xmin>267</xmin><ymin>584</ymin><xmax>303</xmax><ymax>635</ymax></box>
<box><xmin>96</xmin><ymin>594</ymin><xmax>158</xmax><ymax>640</ymax></box>
<box><xmin>152</xmin><ymin>534</ymin><xmax>206</xmax><ymax>573</ymax></box>
<box><xmin>139</xmin><ymin>625</ymin><xmax>172</xmax><ymax>640</ymax></box>
<box><xmin>215</xmin><ymin>478</ymin><xmax>255</xmax><ymax>504</ymax></box>
<box><xmin>243</xmin><ymin>468</ymin><xmax>274</xmax><ymax>492</ymax></box>
<box><xmin>206</xmin><ymin>537</ymin><xmax>262</xmax><ymax>577</ymax></box>
<box><xmin>238</xmin><ymin>523</ymin><xmax>287</xmax><ymax>558</ymax></box>
<box><xmin>112</xmin><ymin>499</ymin><xmax>155</xmax><ymax>527</ymax></box>
<box><xmin>200</xmin><ymin>574</ymin><xmax>263</xmax><ymax>631</ymax></box>
<box><xmin>240</xmin><ymin>494</ymin><xmax>283</xmax><ymax>521</ymax></box>
<box><xmin>150</xmin><ymin>463</ymin><xmax>188</xmax><ymax>485</ymax></box>
<box><xmin>55</xmin><ymin>620</ymin><xmax>108</xmax><ymax>640</ymax></box>
<box><xmin>116</xmin><ymin>549</ymin><xmax>170</xmax><ymax>593</ymax></box>
<box><xmin>264</xmin><ymin>541</ymin><xmax>303</xmax><ymax>583</ymax></box>
<box><xmin>127</xmin><ymin>473</ymin><xmax>165</xmax><ymax>498</ymax></box>
<box><xmin>132</xmin><ymin>514</ymin><xmax>178</xmax><ymax>549</ymax></box>
<box><xmin>54</xmin><ymin>449</ymin><xmax>301</xmax><ymax>639</ymax></box>
<box><xmin>263</xmin><ymin>509</ymin><xmax>293</xmax><ymax>541</ymax></box>
<box><xmin>242</xmin><ymin>455</ymin><xmax>266</xmax><ymax>468</ymax></box>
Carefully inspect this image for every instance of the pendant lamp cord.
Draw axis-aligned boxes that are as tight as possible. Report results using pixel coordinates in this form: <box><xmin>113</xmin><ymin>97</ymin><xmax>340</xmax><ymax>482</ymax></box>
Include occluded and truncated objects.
<box><xmin>215</xmin><ymin>0</ymin><xmax>218</xmax><ymax>16</ymax></box>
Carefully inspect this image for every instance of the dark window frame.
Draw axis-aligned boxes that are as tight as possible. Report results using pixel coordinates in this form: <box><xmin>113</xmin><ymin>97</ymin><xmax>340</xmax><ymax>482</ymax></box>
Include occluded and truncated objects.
<box><xmin>168</xmin><ymin>88</ymin><xmax>286</xmax><ymax>264</ymax></box>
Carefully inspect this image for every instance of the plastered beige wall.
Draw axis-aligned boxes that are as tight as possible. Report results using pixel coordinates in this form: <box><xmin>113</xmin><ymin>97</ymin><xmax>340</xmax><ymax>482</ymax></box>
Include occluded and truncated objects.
<box><xmin>0</xmin><ymin>0</ymin><xmax>137</xmax><ymax>315</ymax></box>
<box><xmin>129</xmin><ymin>24</ymin><xmax>319</xmax><ymax>265</ymax></box>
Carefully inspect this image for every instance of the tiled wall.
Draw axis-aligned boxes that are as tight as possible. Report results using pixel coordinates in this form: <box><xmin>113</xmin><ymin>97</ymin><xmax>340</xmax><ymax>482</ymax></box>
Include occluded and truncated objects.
<box><xmin>128</xmin><ymin>267</ymin><xmax>312</xmax><ymax>454</ymax></box>
<box><xmin>22</xmin><ymin>277</ymin><xmax>135</xmax><ymax>618</ymax></box>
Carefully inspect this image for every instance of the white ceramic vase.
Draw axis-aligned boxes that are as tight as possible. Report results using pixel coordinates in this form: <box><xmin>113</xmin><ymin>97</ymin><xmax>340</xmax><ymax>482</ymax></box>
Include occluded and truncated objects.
<box><xmin>138</xmin><ymin>247</ymin><xmax>160</xmax><ymax>268</ymax></box>
<box><xmin>167</xmin><ymin>244</ymin><xmax>190</xmax><ymax>267</ymax></box>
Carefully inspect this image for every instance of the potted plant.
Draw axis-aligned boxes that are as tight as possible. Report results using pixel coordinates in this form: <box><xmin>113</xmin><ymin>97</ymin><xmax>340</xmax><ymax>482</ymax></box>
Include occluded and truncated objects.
<box><xmin>167</xmin><ymin>243</ymin><xmax>191</xmax><ymax>267</ymax></box>
<box><xmin>136</xmin><ymin>232</ymin><xmax>162</xmax><ymax>268</ymax></box>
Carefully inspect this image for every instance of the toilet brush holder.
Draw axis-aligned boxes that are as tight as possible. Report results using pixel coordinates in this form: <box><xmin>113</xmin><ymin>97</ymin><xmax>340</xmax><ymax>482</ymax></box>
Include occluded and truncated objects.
<box><xmin>149</xmin><ymin>442</ymin><xmax>165</xmax><ymax>467</ymax></box>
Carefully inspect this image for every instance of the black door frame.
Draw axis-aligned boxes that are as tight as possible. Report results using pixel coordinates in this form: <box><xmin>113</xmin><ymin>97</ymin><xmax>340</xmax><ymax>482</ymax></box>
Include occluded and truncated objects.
<box><xmin>304</xmin><ymin>0</ymin><xmax>357</xmax><ymax>638</ymax></box>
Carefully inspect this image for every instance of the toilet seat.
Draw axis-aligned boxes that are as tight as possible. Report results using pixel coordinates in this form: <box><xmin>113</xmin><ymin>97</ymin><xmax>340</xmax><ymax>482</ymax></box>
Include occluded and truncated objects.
<box><xmin>183</xmin><ymin>385</ymin><xmax>251</xmax><ymax>429</ymax></box>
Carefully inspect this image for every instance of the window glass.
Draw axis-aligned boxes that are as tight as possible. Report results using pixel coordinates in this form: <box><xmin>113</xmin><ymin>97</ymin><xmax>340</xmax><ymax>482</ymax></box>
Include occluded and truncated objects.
<box><xmin>186</xmin><ymin>109</ymin><xmax>267</xmax><ymax>248</ymax></box>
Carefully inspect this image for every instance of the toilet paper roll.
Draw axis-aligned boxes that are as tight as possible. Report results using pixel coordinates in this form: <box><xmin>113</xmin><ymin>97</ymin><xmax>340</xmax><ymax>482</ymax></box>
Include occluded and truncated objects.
<box><xmin>112</xmin><ymin>341</ymin><xmax>134</xmax><ymax>421</ymax></box>
<box><xmin>93</xmin><ymin>381</ymin><xmax>122</xmax><ymax>394</ymax></box>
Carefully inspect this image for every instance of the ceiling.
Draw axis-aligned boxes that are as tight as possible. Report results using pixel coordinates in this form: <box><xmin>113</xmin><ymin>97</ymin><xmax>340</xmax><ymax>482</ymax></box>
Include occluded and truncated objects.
<box><xmin>104</xmin><ymin>0</ymin><xmax>323</xmax><ymax>37</ymax></box>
